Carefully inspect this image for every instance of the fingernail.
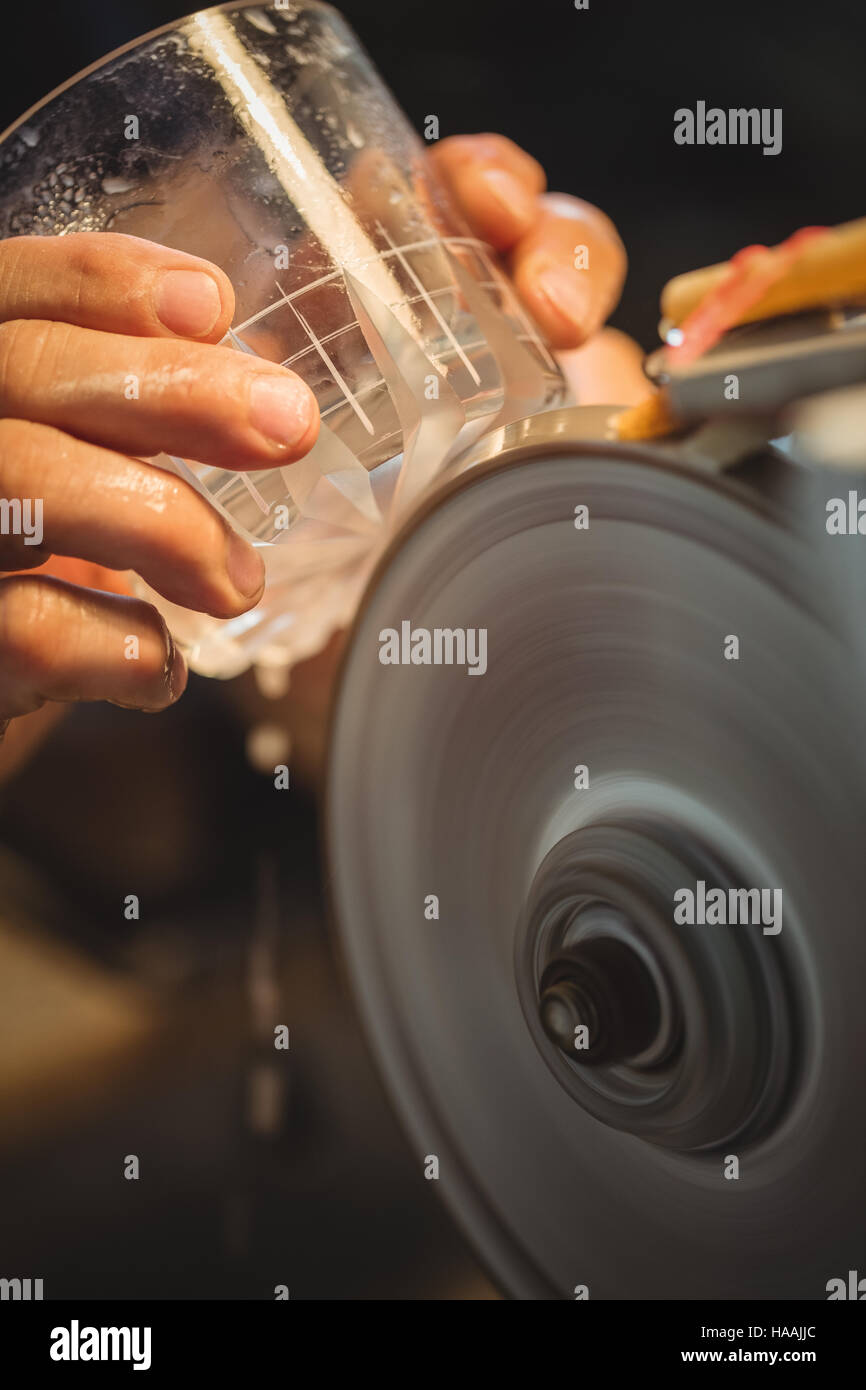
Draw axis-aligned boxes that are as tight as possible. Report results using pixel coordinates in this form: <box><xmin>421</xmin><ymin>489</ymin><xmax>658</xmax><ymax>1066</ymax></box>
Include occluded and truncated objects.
<box><xmin>138</xmin><ymin>634</ymin><xmax>188</xmax><ymax>711</ymax></box>
<box><xmin>536</xmin><ymin>266</ymin><xmax>595</xmax><ymax>337</ymax></box>
<box><xmin>226</xmin><ymin>527</ymin><xmax>266</xmax><ymax>601</ymax></box>
<box><xmin>156</xmin><ymin>269</ymin><xmax>222</xmax><ymax>337</ymax></box>
<box><xmin>477</xmin><ymin>167</ymin><xmax>537</xmax><ymax>228</ymax></box>
<box><xmin>167</xmin><ymin>640</ymin><xmax>188</xmax><ymax>701</ymax></box>
<box><xmin>249</xmin><ymin>374</ymin><xmax>317</xmax><ymax>450</ymax></box>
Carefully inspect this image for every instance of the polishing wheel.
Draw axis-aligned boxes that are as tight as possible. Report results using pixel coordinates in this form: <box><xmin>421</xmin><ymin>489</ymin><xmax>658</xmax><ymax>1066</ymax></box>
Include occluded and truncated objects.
<box><xmin>325</xmin><ymin>406</ymin><xmax>866</xmax><ymax>1300</ymax></box>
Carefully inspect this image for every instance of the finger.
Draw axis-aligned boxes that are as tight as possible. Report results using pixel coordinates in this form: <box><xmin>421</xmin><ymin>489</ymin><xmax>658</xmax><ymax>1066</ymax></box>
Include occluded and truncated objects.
<box><xmin>0</xmin><ymin>575</ymin><xmax>187</xmax><ymax>721</ymax></box>
<box><xmin>16</xmin><ymin>555</ymin><xmax>133</xmax><ymax>596</ymax></box>
<box><xmin>0</xmin><ymin>232</ymin><xmax>234</xmax><ymax>343</ymax></box>
<box><xmin>0</xmin><ymin>320</ymin><xmax>319</xmax><ymax>469</ymax></box>
<box><xmin>557</xmin><ymin>328</ymin><xmax>655</xmax><ymax>406</ymax></box>
<box><xmin>0</xmin><ymin>421</ymin><xmax>265</xmax><ymax>617</ymax></box>
<box><xmin>338</xmin><ymin>146</ymin><xmax>458</xmax><ymax>306</ymax></box>
<box><xmin>511</xmin><ymin>193</ymin><xmax>627</xmax><ymax>348</ymax></box>
<box><xmin>430</xmin><ymin>134</ymin><xmax>546</xmax><ymax>250</ymax></box>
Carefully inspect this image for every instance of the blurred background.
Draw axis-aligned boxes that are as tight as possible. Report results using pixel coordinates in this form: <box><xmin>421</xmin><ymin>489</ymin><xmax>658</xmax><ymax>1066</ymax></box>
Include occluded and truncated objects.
<box><xmin>0</xmin><ymin>0</ymin><xmax>863</xmax><ymax>1298</ymax></box>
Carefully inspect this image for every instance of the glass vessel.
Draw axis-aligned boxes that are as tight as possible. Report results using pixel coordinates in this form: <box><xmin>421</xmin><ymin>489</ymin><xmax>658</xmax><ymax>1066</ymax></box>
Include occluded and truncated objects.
<box><xmin>0</xmin><ymin>0</ymin><xmax>565</xmax><ymax>675</ymax></box>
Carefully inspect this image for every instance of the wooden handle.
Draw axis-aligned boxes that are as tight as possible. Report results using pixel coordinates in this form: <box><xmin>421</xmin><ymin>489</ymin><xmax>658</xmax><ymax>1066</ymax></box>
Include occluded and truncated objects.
<box><xmin>661</xmin><ymin>218</ymin><xmax>866</xmax><ymax>327</ymax></box>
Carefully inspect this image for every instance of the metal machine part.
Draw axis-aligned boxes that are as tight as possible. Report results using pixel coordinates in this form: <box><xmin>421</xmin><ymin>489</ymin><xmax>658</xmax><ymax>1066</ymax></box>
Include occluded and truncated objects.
<box><xmin>646</xmin><ymin>307</ymin><xmax>866</xmax><ymax>420</ymax></box>
<box><xmin>325</xmin><ymin>406</ymin><xmax>865</xmax><ymax>1299</ymax></box>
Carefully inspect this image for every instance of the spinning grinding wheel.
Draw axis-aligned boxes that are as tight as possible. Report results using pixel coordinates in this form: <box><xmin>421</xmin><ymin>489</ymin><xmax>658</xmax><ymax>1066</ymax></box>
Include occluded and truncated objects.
<box><xmin>1</xmin><ymin>0</ymin><xmax>862</xmax><ymax>1305</ymax></box>
<box><xmin>325</xmin><ymin>406</ymin><xmax>866</xmax><ymax>1299</ymax></box>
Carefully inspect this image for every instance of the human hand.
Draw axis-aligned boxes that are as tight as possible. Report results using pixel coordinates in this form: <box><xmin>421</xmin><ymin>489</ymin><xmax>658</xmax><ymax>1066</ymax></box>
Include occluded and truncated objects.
<box><xmin>0</xmin><ymin>232</ymin><xmax>319</xmax><ymax>735</ymax></box>
<box><xmin>0</xmin><ymin>133</ymin><xmax>647</xmax><ymax>757</ymax></box>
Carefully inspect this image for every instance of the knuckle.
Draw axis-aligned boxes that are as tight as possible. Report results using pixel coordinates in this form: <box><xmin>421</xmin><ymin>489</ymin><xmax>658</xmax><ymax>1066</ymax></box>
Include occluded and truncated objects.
<box><xmin>158</xmin><ymin>348</ymin><xmax>211</xmax><ymax>412</ymax></box>
<box><xmin>0</xmin><ymin>236</ymin><xmax>36</xmax><ymax>304</ymax></box>
<box><xmin>481</xmin><ymin>132</ymin><xmax>518</xmax><ymax>157</ymax></box>
<box><xmin>0</xmin><ymin>415</ymin><xmax>31</xmax><ymax>454</ymax></box>
<box><xmin>158</xmin><ymin>343</ymin><xmax>242</xmax><ymax>427</ymax></box>
<box><xmin>0</xmin><ymin>319</ymin><xmax>28</xmax><ymax>389</ymax></box>
<box><xmin>65</xmin><ymin>233</ymin><xmax>146</xmax><ymax>321</ymax></box>
<box><xmin>434</xmin><ymin>133</ymin><xmax>486</xmax><ymax>168</ymax></box>
<box><xmin>0</xmin><ymin>318</ymin><xmax>67</xmax><ymax>398</ymax></box>
<box><xmin>0</xmin><ymin>415</ymin><xmax>50</xmax><ymax>464</ymax></box>
<box><xmin>0</xmin><ymin>576</ymin><xmax>58</xmax><ymax>684</ymax></box>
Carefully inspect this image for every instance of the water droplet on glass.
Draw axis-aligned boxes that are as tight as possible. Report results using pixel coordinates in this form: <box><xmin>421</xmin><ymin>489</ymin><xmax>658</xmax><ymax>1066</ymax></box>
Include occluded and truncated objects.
<box><xmin>245</xmin><ymin>7</ymin><xmax>278</xmax><ymax>35</ymax></box>
<box><xmin>101</xmin><ymin>176</ymin><xmax>137</xmax><ymax>195</ymax></box>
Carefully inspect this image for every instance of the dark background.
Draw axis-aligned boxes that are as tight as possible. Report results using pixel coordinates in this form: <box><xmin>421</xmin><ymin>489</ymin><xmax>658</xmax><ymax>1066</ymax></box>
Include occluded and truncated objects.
<box><xmin>2</xmin><ymin>0</ymin><xmax>865</xmax><ymax>347</ymax></box>
<box><xmin>0</xmin><ymin>0</ymin><xmax>863</xmax><ymax>1301</ymax></box>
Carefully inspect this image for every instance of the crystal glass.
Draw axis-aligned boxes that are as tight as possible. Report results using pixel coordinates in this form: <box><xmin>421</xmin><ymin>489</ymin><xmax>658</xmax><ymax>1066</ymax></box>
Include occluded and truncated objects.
<box><xmin>0</xmin><ymin>0</ymin><xmax>565</xmax><ymax>675</ymax></box>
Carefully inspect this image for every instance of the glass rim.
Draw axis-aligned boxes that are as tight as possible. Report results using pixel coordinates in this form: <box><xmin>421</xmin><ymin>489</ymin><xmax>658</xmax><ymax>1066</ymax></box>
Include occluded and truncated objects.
<box><xmin>0</xmin><ymin>0</ymin><xmax>341</xmax><ymax>148</ymax></box>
